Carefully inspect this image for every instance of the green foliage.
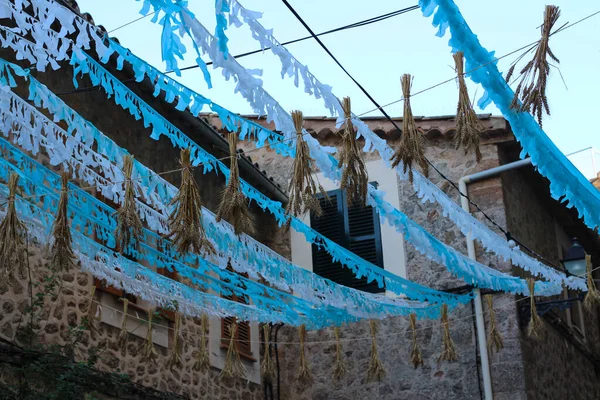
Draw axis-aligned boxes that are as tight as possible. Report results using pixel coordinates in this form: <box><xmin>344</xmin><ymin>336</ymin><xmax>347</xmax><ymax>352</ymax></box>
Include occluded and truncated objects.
<box><xmin>0</xmin><ymin>263</ymin><xmax>132</xmax><ymax>399</ymax></box>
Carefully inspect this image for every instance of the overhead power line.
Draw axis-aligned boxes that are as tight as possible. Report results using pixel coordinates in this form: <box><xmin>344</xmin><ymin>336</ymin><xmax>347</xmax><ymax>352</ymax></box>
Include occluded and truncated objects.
<box><xmin>163</xmin><ymin>5</ymin><xmax>420</xmax><ymax>75</ymax></box>
<box><xmin>278</xmin><ymin>0</ymin><xmax>575</xmax><ymax>269</ymax></box>
<box><xmin>108</xmin><ymin>11</ymin><xmax>157</xmax><ymax>34</ymax></box>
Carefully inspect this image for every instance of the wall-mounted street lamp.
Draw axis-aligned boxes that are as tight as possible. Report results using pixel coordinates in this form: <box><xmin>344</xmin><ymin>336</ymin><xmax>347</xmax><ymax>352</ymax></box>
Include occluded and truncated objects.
<box><xmin>519</xmin><ymin>238</ymin><xmax>587</xmax><ymax>322</ymax></box>
<box><xmin>561</xmin><ymin>238</ymin><xmax>587</xmax><ymax>277</ymax></box>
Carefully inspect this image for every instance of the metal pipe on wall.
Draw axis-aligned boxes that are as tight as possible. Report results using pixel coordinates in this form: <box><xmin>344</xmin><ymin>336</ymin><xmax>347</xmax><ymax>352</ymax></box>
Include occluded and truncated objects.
<box><xmin>458</xmin><ymin>157</ymin><xmax>532</xmax><ymax>400</ymax></box>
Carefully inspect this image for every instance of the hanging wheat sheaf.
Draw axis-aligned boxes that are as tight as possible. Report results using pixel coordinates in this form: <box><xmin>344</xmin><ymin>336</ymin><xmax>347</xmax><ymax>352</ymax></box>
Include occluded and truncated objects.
<box><xmin>49</xmin><ymin>172</ymin><xmax>77</xmax><ymax>272</ymax></box>
<box><xmin>409</xmin><ymin>313</ymin><xmax>424</xmax><ymax>369</ymax></box>
<box><xmin>220</xmin><ymin>322</ymin><xmax>247</xmax><ymax>380</ymax></box>
<box><xmin>339</xmin><ymin>97</ymin><xmax>368</xmax><ymax>207</ymax></box>
<box><xmin>0</xmin><ymin>173</ymin><xmax>27</xmax><ymax>281</ymax></box>
<box><xmin>193</xmin><ymin>314</ymin><xmax>211</xmax><ymax>372</ymax></box>
<box><xmin>584</xmin><ymin>255</ymin><xmax>600</xmax><ymax>311</ymax></box>
<box><xmin>437</xmin><ymin>304</ymin><xmax>458</xmax><ymax>363</ymax></box>
<box><xmin>141</xmin><ymin>308</ymin><xmax>159</xmax><ymax>363</ymax></box>
<box><xmin>165</xmin><ymin>312</ymin><xmax>184</xmax><ymax>370</ymax></box>
<box><xmin>485</xmin><ymin>295</ymin><xmax>504</xmax><ymax>354</ymax></box>
<box><xmin>286</xmin><ymin>110</ymin><xmax>325</xmax><ymax>220</ymax></box>
<box><xmin>506</xmin><ymin>5</ymin><xmax>561</xmax><ymax>127</ymax></box>
<box><xmin>332</xmin><ymin>326</ymin><xmax>348</xmax><ymax>380</ymax></box>
<box><xmin>390</xmin><ymin>74</ymin><xmax>428</xmax><ymax>182</ymax></box>
<box><xmin>453</xmin><ymin>52</ymin><xmax>483</xmax><ymax>162</ymax></box>
<box><xmin>526</xmin><ymin>278</ymin><xmax>544</xmax><ymax>340</ymax></box>
<box><xmin>366</xmin><ymin>320</ymin><xmax>385</xmax><ymax>382</ymax></box>
<box><xmin>82</xmin><ymin>285</ymin><xmax>99</xmax><ymax>331</ymax></box>
<box><xmin>168</xmin><ymin>148</ymin><xmax>216</xmax><ymax>255</ymax></box>
<box><xmin>296</xmin><ymin>324</ymin><xmax>313</xmax><ymax>384</ymax></box>
<box><xmin>261</xmin><ymin>324</ymin><xmax>275</xmax><ymax>382</ymax></box>
<box><xmin>217</xmin><ymin>133</ymin><xmax>254</xmax><ymax>236</ymax></box>
<box><xmin>117</xmin><ymin>298</ymin><xmax>129</xmax><ymax>353</ymax></box>
<box><xmin>115</xmin><ymin>155</ymin><xmax>143</xmax><ymax>255</ymax></box>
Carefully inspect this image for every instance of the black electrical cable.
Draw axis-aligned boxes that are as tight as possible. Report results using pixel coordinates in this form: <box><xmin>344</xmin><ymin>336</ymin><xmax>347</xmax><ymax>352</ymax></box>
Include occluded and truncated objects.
<box><xmin>279</xmin><ymin>0</ymin><xmax>563</xmax><ymax>270</ymax></box>
<box><xmin>54</xmin><ymin>6</ymin><xmax>418</xmax><ymax>94</ymax></box>
<box><xmin>108</xmin><ymin>11</ymin><xmax>156</xmax><ymax>34</ymax></box>
<box><xmin>164</xmin><ymin>5</ymin><xmax>419</xmax><ymax>75</ymax></box>
<box><xmin>274</xmin><ymin>323</ymin><xmax>283</xmax><ymax>400</ymax></box>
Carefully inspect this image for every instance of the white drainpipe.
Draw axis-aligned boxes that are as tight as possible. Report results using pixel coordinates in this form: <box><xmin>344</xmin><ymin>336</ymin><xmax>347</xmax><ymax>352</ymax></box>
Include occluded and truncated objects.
<box><xmin>458</xmin><ymin>157</ymin><xmax>532</xmax><ymax>400</ymax></box>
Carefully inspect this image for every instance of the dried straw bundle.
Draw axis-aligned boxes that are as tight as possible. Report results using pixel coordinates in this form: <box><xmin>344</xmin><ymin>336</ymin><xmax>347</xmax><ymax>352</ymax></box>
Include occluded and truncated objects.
<box><xmin>193</xmin><ymin>314</ymin><xmax>211</xmax><ymax>372</ymax></box>
<box><xmin>82</xmin><ymin>285</ymin><xmax>98</xmax><ymax>331</ymax></box>
<box><xmin>366</xmin><ymin>320</ymin><xmax>385</xmax><ymax>382</ymax></box>
<box><xmin>453</xmin><ymin>52</ymin><xmax>483</xmax><ymax>162</ymax></box>
<box><xmin>390</xmin><ymin>74</ymin><xmax>428</xmax><ymax>182</ymax></box>
<box><xmin>485</xmin><ymin>295</ymin><xmax>504</xmax><ymax>354</ymax></box>
<box><xmin>437</xmin><ymin>304</ymin><xmax>458</xmax><ymax>363</ymax></box>
<box><xmin>296</xmin><ymin>324</ymin><xmax>313</xmax><ymax>384</ymax></box>
<box><xmin>261</xmin><ymin>324</ymin><xmax>275</xmax><ymax>382</ymax></box>
<box><xmin>49</xmin><ymin>172</ymin><xmax>77</xmax><ymax>272</ymax></box>
<box><xmin>141</xmin><ymin>308</ymin><xmax>159</xmax><ymax>363</ymax></box>
<box><xmin>339</xmin><ymin>97</ymin><xmax>368</xmax><ymax>207</ymax></box>
<box><xmin>583</xmin><ymin>255</ymin><xmax>600</xmax><ymax>311</ymax></box>
<box><xmin>526</xmin><ymin>278</ymin><xmax>544</xmax><ymax>340</ymax></box>
<box><xmin>117</xmin><ymin>298</ymin><xmax>129</xmax><ymax>353</ymax></box>
<box><xmin>332</xmin><ymin>326</ymin><xmax>348</xmax><ymax>380</ymax></box>
<box><xmin>286</xmin><ymin>110</ymin><xmax>324</xmax><ymax>219</ymax></box>
<box><xmin>0</xmin><ymin>173</ymin><xmax>27</xmax><ymax>280</ymax></box>
<box><xmin>220</xmin><ymin>322</ymin><xmax>247</xmax><ymax>380</ymax></box>
<box><xmin>114</xmin><ymin>155</ymin><xmax>143</xmax><ymax>254</ymax></box>
<box><xmin>168</xmin><ymin>149</ymin><xmax>215</xmax><ymax>255</ymax></box>
<box><xmin>216</xmin><ymin>133</ymin><xmax>254</xmax><ymax>236</ymax></box>
<box><xmin>409</xmin><ymin>313</ymin><xmax>424</xmax><ymax>369</ymax></box>
<box><xmin>165</xmin><ymin>313</ymin><xmax>183</xmax><ymax>370</ymax></box>
<box><xmin>507</xmin><ymin>5</ymin><xmax>561</xmax><ymax>127</ymax></box>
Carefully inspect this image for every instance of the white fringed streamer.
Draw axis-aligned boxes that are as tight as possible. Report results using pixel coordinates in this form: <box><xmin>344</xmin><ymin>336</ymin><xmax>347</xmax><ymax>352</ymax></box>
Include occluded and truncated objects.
<box><xmin>0</xmin><ymin>0</ymin><xmax>572</xmax><ymax>296</ymax></box>
<box><xmin>3</xmin><ymin>0</ymin><xmax>582</xmax><ymax>293</ymax></box>
<box><xmin>177</xmin><ymin>14</ymin><xmax>571</xmax><ymax>296</ymax></box>
<box><xmin>0</xmin><ymin>188</ymin><xmax>284</xmax><ymax>326</ymax></box>
<box><xmin>0</xmin><ymin>86</ymin><xmax>449</xmax><ymax>320</ymax></box>
<box><xmin>195</xmin><ymin>2</ymin><xmax>584</xmax><ymax>291</ymax></box>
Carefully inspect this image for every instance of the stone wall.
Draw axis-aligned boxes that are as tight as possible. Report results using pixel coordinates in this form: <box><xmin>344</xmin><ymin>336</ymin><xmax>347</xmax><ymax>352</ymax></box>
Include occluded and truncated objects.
<box><xmin>219</xmin><ymin>114</ymin><xmax>532</xmax><ymax>399</ymax></box>
<box><xmin>276</xmin><ymin>304</ymin><xmax>481</xmax><ymax>400</ymax></box>
<box><xmin>500</xmin><ymin>149</ymin><xmax>600</xmax><ymax>400</ymax></box>
<box><xmin>0</xmin><ymin>245</ymin><xmax>263</xmax><ymax>399</ymax></box>
<box><xmin>0</xmin><ymin>48</ymin><xmax>285</xmax><ymax>398</ymax></box>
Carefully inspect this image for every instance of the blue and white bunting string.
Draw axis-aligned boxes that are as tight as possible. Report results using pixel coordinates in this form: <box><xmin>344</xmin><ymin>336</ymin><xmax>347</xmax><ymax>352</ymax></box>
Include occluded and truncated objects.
<box><xmin>0</xmin><ymin>84</ymin><xmax>455</xmax><ymax>320</ymax></box>
<box><xmin>417</xmin><ymin>0</ymin><xmax>600</xmax><ymax>232</ymax></box>
<box><xmin>0</xmin><ymin>184</ymin><xmax>305</xmax><ymax>327</ymax></box>
<box><xmin>64</xmin><ymin>51</ymin><xmax>499</xmax><ymax>298</ymax></box>
<box><xmin>2</xmin><ymin>0</ymin><xmax>589</xmax><ymax>292</ymax></box>
<box><xmin>0</xmin><ymin>143</ymin><xmax>388</xmax><ymax>327</ymax></box>
<box><xmin>66</xmin><ymin>51</ymin><xmax>562</xmax><ymax>297</ymax></box>
<box><xmin>219</xmin><ymin>0</ymin><xmax>584</xmax><ymax>291</ymax></box>
<box><xmin>0</xmin><ymin>0</ymin><xmax>575</xmax><ymax>296</ymax></box>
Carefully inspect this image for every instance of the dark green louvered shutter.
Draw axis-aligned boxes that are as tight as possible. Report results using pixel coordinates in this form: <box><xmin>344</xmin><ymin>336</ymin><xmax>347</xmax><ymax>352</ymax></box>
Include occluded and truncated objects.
<box><xmin>310</xmin><ymin>188</ymin><xmax>384</xmax><ymax>293</ymax></box>
<box><xmin>310</xmin><ymin>190</ymin><xmax>353</xmax><ymax>285</ymax></box>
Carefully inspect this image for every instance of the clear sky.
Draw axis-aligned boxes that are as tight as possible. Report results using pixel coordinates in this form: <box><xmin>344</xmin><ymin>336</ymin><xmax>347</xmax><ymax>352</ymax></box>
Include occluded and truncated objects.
<box><xmin>76</xmin><ymin>0</ymin><xmax>599</xmax><ymax>162</ymax></box>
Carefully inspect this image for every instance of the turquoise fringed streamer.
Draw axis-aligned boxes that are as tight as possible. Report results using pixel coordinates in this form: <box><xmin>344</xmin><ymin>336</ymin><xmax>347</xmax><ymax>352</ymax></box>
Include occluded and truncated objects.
<box><xmin>159</xmin><ymin>15</ymin><xmax>186</xmax><ymax>76</ymax></box>
<box><xmin>418</xmin><ymin>0</ymin><xmax>600</xmax><ymax>232</ymax></box>
<box><xmin>215</xmin><ymin>0</ymin><xmax>230</xmax><ymax>59</ymax></box>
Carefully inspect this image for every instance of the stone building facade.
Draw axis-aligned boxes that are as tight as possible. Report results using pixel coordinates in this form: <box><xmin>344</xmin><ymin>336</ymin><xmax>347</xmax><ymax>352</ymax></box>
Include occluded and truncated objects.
<box><xmin>204</xmin><ymin>113</ymin><xmax>600</xmax><ymax>400</ymax></box>
<box><xmin>0</xmin><ymin>0</ymin><xmax>599</xmax><ymax>399</ymax></box>
<box><xmin>0</xmin><ymin>4</ymin><xmax>286</xmax><ymax>396</ymax></box>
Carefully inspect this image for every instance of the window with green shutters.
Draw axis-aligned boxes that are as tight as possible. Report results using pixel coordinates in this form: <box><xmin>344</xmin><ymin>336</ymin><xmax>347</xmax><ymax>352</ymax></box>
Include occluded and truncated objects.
<box><xmin>310</xmin><ymin>188</ymin><xmax>384</xmax><ymax>293</ymax></box>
